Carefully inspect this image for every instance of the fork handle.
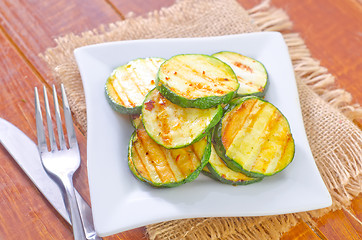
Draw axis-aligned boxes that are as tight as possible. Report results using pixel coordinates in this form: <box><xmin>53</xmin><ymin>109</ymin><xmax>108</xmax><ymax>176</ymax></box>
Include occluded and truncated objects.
<box><xmin>62</xmin><ymin>174</ymin><xmax>87</xmax><ymax>240</ymax></box>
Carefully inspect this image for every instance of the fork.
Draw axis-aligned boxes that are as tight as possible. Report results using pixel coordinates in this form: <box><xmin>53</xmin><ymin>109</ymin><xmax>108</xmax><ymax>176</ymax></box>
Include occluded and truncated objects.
<box><xmin>35</xmin><ymin>84</ymin><xmax>87</xmax><ymax>240</ymax></box>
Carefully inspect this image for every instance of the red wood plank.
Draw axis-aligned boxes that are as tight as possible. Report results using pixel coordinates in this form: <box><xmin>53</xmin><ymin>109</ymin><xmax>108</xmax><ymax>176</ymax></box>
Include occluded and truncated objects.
<box><xmin>281</xmin><ymin>222</ymin><xmax>320</xmax><ymax>240</ymax></box>
<box><xmin>0</xmin><ymin>0</ymin><xmax>361</xmax><ymax>239</ymax></box>
<box><xmin>316</xmin><ymin>209</ymin><xmax>362</xmax><ymax>240</ymax></box>
<box><xmin>107</xmin><ymin>0</ymin><xmax>175</xmax><ymax>17</ymax></box>
<box><xmin>0</xmin><ymin>27</ymin><xmax>74</xmax><ymax>240</ymax></box>
<box><xmin>0</xmin><ymin>25</ymin><xmax>147</xmax><ymax>240</ymax></box>
<box><xmin>270</xmin><ymin>0</ymin><xmax>362</xmax><ymax>106</ymax></box>
<box><xmin>0</xmin><ymin>0</ymin><xmax>122</xmax><ymax>81</ymax></box>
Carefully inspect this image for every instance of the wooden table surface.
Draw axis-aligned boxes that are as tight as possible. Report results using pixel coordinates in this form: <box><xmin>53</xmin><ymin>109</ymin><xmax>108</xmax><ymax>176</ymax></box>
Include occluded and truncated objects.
<box><xmin>0</xmin><ymin>0</ymin><xmax>361</xmax><ymax>239</ymax></box>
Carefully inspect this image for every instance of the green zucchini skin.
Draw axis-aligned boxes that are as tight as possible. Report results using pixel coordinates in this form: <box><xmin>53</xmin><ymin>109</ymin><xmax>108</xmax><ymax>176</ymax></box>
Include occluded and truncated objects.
<box><xmin>213</xmin><ymin>96</ymin><xmax>295</xmax><ymax>178</ymax></box>
<box><xmin>105</xmin><ymin>57</ymin><xmax>165</xmax><ymax>115</ymax></box>
<box><xmin>129</xmin><ymin>130</ymin><xmax>212</xmax><ymax>188</ymax></box>
<box><xmin>212</xmin><ymin>51</ymin><xmax>268</xmax><ymax>98</ymax></box>
<box><xmin>157</xmin><ymin>82</ymin><xmax>236</xmax><ymax>109</ymax></box>
<box><xmin>205</xmin><ymin>164</ymin><xmax>263</xmax><ymax>185</ymax></box>
<box><xmin>142</xmin><ymin>88</ymin><xmax>223</xmax><ymax>149</ymax></box>
<box><xmin>127</xmin><ymin>131</ymin><xmax>146</xmax><ymax>182</ymax></box>
<box><xmin>204</xmin><ymin>144</ymin><xmax>263</xmax><ymax>185</ymax></box>
<box><xmin>156</xmin><ymin>54</ymin><xmax>239</xmax><ymax>109</ymax></box>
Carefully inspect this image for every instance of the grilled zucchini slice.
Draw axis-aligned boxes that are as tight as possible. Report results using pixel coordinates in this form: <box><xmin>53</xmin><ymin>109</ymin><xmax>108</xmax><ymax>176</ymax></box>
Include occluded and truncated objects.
<box><xmin>212</xmin><ymin>51</ymin><xmax>268</xmax><ymax>97</ymax></box>
<box><xmin>128</xmin><ymin>126</ymin><xmax>211</xmax><ymax>187</ymax></box>
<box><xmin>213</xmin><ymin>97</ymin><xmax>295</xmax><ymax>178</ymax></box>
<box><xmin>156</xmin><ymin>54</ymin><xmax>239</xmax><ymax>109</ymax></box>
<box><xmin>105</xmin><ymin>57</ymin><xmax>165</xmax><ymax>114</ymax></box>
<box><xmin>142</xmin><ymin>88</ymin><xmax>223</xmax><ymax>149</ymax></box>
<box><xmin>203</xmin><ymin>145</ymin><xmax>263</xmax><ymax>185</ymax></box>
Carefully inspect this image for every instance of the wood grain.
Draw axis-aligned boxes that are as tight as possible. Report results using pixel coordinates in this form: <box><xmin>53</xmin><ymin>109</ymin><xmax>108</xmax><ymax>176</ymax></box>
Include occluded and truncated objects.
<box><xmin>280</xmin><ymin>222</ymin><xmax>320</xmax><ymax>240</ymax></box>
<box><xmin>108</xmin><ymin>0</ymin><xmax>175</xmax><ymax>17</ymax></box>
<box><xmin>0</xmin><ymin>29</ymin><xmax>73</xmax><ymax>240</ymax></box>
<box><xmin>0</xmin><ymin>0</ymin><xmax>121</xmax><ymax>85</ymax></box>
<box><xmin>270</xmin><ymin>0</ymin><xmax>362</xmax><ymax>127</ymax></box>
<box><xmin>0</xmin><ymin>0</ymin><xmax>361</xmax><ymax>239</ymax></box>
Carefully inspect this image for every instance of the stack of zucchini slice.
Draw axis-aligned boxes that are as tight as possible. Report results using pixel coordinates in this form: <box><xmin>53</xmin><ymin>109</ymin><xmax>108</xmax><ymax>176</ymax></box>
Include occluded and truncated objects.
<box><xmin>106</xmin><ymin>53</ymin><xmax>294</xmax><ymax>188</ymax></box>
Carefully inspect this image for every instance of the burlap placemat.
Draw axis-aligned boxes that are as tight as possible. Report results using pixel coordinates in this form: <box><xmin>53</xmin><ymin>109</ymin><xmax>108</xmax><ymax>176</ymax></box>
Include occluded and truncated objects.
<box><xmin>41</xmin><ymin>0</ymin><xmax>362</xmax><ymax>239</ymax></box>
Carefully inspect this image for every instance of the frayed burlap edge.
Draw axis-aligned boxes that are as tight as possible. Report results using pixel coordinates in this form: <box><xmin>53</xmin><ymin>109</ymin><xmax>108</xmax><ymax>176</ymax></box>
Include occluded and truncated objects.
<box><xmin>39</xmin><ymin>0</ymin><xmax>362</xmax><ymax>239</ymax></box>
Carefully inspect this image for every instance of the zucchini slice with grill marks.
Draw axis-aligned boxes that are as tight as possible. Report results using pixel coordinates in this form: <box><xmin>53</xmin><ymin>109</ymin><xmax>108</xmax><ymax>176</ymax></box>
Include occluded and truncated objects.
<box><xmin>203</xmin><ymin>144</ymin><xmax>263</xmax><ymax>185</ymax></box>
<box><xmin>212</xmin><ymin>51</ymin><xmax>268</xmax><ymax>97</ymax></box>
<box><xmin>156</xmin><ymin>54</ymin><xmax>239</xmax><ymax>109</ymax></box>
<box><xmin>142</xmin><ymin>88</ymin><xmax>223</xmax><ymax>149</ymax></box>
<box><xmin>213</xmin><ymin>96</ymin><xmax>295</xmax><ymax>178</ymax></box>
<box><xmin>105</xmin><ymin>57</ymin><xmax>165</xmax><ymax>114</ymax></box>
<box><xmin>128</xmin><ymin>126</ymin><xmax>211</xmax><ymax>187</ymax></box>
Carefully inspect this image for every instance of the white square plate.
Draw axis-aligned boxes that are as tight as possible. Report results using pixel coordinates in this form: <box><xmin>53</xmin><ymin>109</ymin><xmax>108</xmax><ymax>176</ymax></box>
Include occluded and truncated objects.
<box><xmin>74</xmin><ymin>32</ymin><xmax>331</xmax><ymax>237</ymax></box>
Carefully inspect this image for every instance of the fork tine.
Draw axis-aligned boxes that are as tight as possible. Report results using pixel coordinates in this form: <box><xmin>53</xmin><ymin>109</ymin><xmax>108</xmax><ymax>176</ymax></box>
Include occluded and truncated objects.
<box><xmin>52</xmin><ymin>85</ymin><xmax>67</xmax><ymax>150</ymax></box>
<box><xmin>61</xmin><ymin>84</ymin><xmax>77</xmax><ymax>147</ymax></box>
<box><xmin>34</xmin><ymin>87</ymin><xmax>48</xmax><ymax>153</ymax></box>
<box><xmin>43</xmin><ymin>86</ymin><xmax>57</xmax><ymax>151</ymax></box>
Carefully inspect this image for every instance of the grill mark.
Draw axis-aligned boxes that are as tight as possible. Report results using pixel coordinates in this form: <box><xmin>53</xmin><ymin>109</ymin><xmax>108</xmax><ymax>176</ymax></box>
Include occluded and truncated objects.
<box><xmin>188</xmin><ymin>145</ymin><xmax>200</xmax><ymax>171</ymax></box>
<box><xmin>234</xmin><ymin>61</ymin><xmax>253</xmax><ymax>73</ymax></box>
<box><xmin>113</xmin><ymin>76</ymin><xmax>138</xmax><ymax>107</ymax></box>
<box><xmin>171</xmin><ymin>150</ymin><xmax>190</xmax><ymax>177</ymax></box>
<box><xmin>273</xmin><ymin>134</ymin><xmax>293</xmax><ymax>173</ymax></box>
<box><xmin>159</xmin><ymin>147</ymin><xmax>180</xmax><ymax>182</ymax></box>
<box><xmin>108</xmin><ymin>82</ymin><xmax>126</xmax><ymax>106</ymax></box>
<box><xmin>222</xmin><ymin>99</ymin><xmax>257</xmax><ymax>149</ymax></box>
<box><xmin>166</xmin><ymin>149</ymin><xmax>186</xmax><ymax>180</ymax></box>
<box><xmin>249</xmin><ymin>111</ymin><xmax>282</xmax><ymax>172</ymax></box>
<box><xmin>155</xmin><ymin>93</ymin><xmax>172</xmax><ymax>146</ymax></box>
<box><xmin>238</xmin><ymin>102</ymin><xmax>266</xmax><ymax>135</ymax></box>
<box><xmin>222</xmin><ymin>99</ymin><xmax>259</xmax><ymax>150</ymax></box>
<box><xmin>190</xmin><ymin>142</ymin><xmax>203</xmax><ymax>160</ymax></box>
<box><xmin>173</xmin><ymin>148</ymin><xmax>196</xmax><ymax>177</ymax></box>
<box><xmin>264</xmin><ymin>133</ymin><xmax>290</xmax><ymax>174</ymax></box>
<box><xmin>138</xmin><ymin>129</ymin><xmax>175</xmax><ymax>183</ymax></box>
<box><xmin>133</xmin><ymin>136</ymin><xmax>155</xmax><ymax>182</ymax></box>
<box><xmin>130</xmin><ymin>68</ymin><xmax>148</xmax><ymax>96</ymax></box>
<box><xmin>133</xmin><ymin>145</ymin><xmax>151</xmax><ymax>181</ymax></box>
